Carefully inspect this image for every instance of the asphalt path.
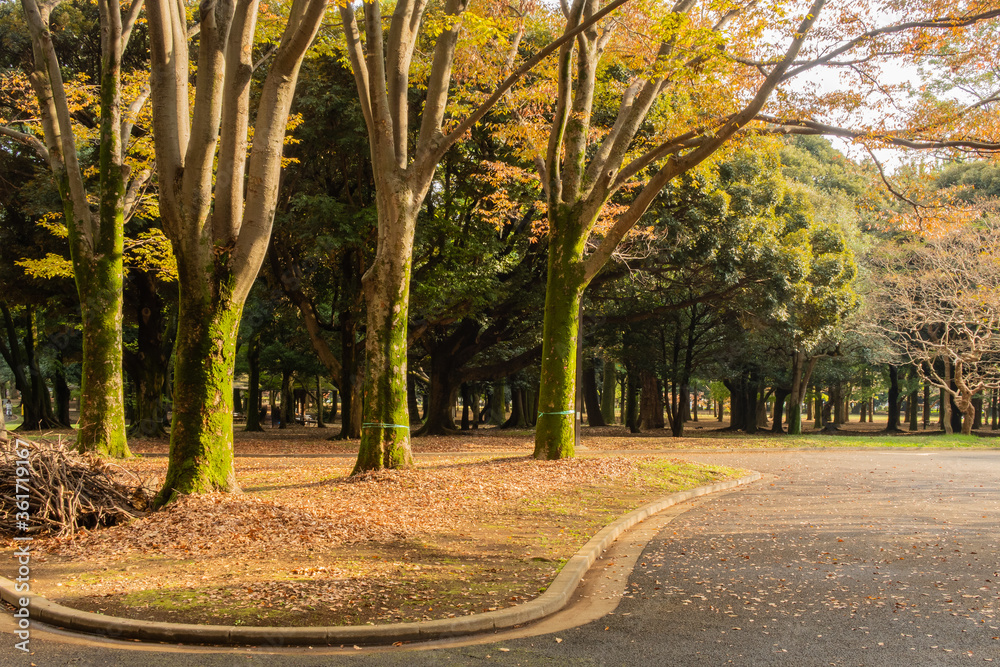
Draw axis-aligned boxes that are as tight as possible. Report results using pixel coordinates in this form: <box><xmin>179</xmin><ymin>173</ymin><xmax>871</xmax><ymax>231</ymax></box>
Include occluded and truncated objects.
<box><xmin>2</xmin><ymin>449</ymin><xmax>998</xmax><ymax>666</ymax></box>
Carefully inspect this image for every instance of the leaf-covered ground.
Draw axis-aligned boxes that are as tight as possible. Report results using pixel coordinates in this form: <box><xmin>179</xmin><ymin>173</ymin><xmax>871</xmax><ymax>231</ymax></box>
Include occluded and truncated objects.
<box><xmin>6</xmin><ymin>437</ymin><xmax>743</xmax><ymax>628</ymax></box>
<box><xmin>6</xmin><ymin>419</ymin><xmax>995</xmax><ymax>628</ymax></box>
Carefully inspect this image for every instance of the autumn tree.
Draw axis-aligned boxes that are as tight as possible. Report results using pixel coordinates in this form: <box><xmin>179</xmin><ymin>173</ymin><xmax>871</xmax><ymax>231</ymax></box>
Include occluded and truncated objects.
<box><xmin>337</xmin><ymin>0</ymin><xmax>638</xmax><ymax>473</ymax></box>
<box><xmin>865</xmin><ymin>222</ymin><xmax>1000</xmax><ymax>435</ymax></box>
<box><xmin>0</xmin><ymin>0</ymin><xmax>152</xmax><ymax>457</ymax></box>
<box><xmin>144</xmin><ymin>0</ymin><xmax>327</xmax><ymax>505</ymax></box>
<box><xmin>524</xmin><ymin>0</ymin><xmax>1000</xmax><ymax>459</ymax></box>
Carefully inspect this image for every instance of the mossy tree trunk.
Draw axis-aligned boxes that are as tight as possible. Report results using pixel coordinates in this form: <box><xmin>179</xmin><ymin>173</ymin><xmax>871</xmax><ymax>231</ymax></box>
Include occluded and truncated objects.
<box><xmin>533</xmin><ymin>212</ymin><xmax>587</xmax><ymax>459</ymax></box>
<box><xmin>13</xmin><ymin>0</ymin><xmax>146</xmax><ymax>457</ymax></box>
<box><xmin>154</xmin><ymin>285</ymin><xmax>241</xmax><ymax>506</ymax></box>
<box><xmin>337</xmin><ymin>0</ymin><xmax>626</xmax><ymax>469</ymax></box>
<box><xmin>526</xmin><ymin>0</ymin><xmax>830</xmax><ymax>457</ymax></box>
<box><xmin>74</xmin><ymin>215</ymin><xmax>129</xmax><ymax>456</ymax></box>
<box><xmin>353</xmin><ymin>200</ymin><xmax>417</xmax><ymax>472</ymax></box>
<box><xmin>145</xmin><ymin>0</ymin><xmax>326</xmax><ymax>504</ymax></box>
<box><xmin>154</xmin><ymin>283</ymin><xmax>242</xmax><ymax>507</ymax></box>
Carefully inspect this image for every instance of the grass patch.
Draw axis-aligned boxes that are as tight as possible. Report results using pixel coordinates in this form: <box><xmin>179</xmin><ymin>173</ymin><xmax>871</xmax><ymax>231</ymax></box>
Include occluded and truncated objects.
<box><xmin>777</xmin><ymin>433</ymin><xmax>997</xmax><ymax>449</ymax></box>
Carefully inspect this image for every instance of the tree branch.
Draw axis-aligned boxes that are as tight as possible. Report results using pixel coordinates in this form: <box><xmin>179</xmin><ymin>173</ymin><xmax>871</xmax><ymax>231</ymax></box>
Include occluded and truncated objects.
<box><xmin>0</xmin><ymin>125</ymin><xmax>49</xmax><ymax>161</ymax></box>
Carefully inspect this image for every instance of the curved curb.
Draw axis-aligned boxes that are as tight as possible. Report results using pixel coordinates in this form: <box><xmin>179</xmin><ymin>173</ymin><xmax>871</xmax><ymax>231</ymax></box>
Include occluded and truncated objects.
<box><xmin>1</xmin><ymin>472</ymin><xmax>761</xmax><ymax>647</ymax></box>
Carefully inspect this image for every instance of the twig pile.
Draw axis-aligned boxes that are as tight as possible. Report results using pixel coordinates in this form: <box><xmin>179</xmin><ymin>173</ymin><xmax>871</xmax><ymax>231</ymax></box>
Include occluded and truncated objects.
<box><xmin>0</xmin><ymin>436</ymin><xmax>152</xmax><ymax>537</ymax></box>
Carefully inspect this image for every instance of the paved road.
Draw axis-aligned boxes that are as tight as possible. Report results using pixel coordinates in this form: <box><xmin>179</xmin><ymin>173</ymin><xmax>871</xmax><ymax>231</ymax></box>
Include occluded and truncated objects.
<box><xmin>3</xmin><ymin>449</ymin><xmax>998</xmax><ymax>666</ymax></box>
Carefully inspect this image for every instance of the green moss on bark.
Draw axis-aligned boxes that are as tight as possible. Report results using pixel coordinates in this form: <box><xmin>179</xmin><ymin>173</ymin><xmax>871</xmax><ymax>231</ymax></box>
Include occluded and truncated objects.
<box><xmin>154</xmin><ymin>288</ymin><xmax>242</xmax><ymax>507</ymax></box>
<box><xmin>354</xmin><ymin>257</ymin><xmax>414</xmax><ymax>474</ymax></box>
<box><xmin>533</xmin><ymin>212</ymin><xmax>588</xmax><ymax>461</ymax></box>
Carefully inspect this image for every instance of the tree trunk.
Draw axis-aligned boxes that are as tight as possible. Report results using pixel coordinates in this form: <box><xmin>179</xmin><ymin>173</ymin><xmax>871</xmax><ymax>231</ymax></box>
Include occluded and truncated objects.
<box><xmin>601</xmin><ymin>356</ymin><xmax>617</xmax><ymax>424</ymax></box>
<box><xmin>335</xmin><ymin>319</ymin><xmax>362</xmax><ymax>440</ymax></box>
<box><xmin>18</xmin><ymin>0</ymin><xmax>132</xmax><ymax>456</ymax></box>
<box><xmin>354</xmin><ymin>207</ymin><xmax>417</xmax><ymax>471</ymax></box>
<box><xmin>0</xmin><ymin>305</ymin><xmax>61</xmax><ymax>431</ymax></box>
<box><xmin>972</xmin><ymin>394</ymin><xmax>983</xmax><ymax>430</ymax></box>
<box><xmin>315</xmin><ymin>376</ymin><xmax>326</xmax><ymax>428</ymax></box>
<box><xmin>619</xmin><ymin>376</ymin><xmax>627</xmax><ymax>425</ymax></box>
<box><xmin>245</xmin><ymin>336</ymin><xmax>264</xmax><ymax>432</ymax></box>
<box><xmin>72</xmin><ymin>264</ymin><xmax>130</xmax><ymax>454</ymax></box>
<box><xmin>490</xmin><ymin>379</ymin><xmax>506</xmax><ymax>425</ymax></box>
<box><xmin>813</xmin><ymin>387</ymin><xmax>823</xmax><ymax>429</ymax></box>
<box><xmin>830</xmin><ymin>383</ymin><xmax>843</xmax><ymax>424</ymax></box>
<box><xmin>471</xmin><ymin>383</ymin><xmax>482</xmax><ymax>428</ymax></box>
<box><xmin>787</xmin><ymin>349</ymin><xmax>819</xmax><ymax>435</ymax></box>
<box><xmin>625</xmin><ymin>367</ymin><xmax>639</xmax><ymax>434</ymax></box>
<box><xmin>124</xmin><ymin>273</ymin><xmax>173</xmax><ymax>439</ymax></box>
<box><xmin>756</xmin><ymin>388</ymin><xmax>771</xmax><ymax>429</ymax></box>
<box><xmin>724</xmin><ymin>380</ymin><xmax>742</xmax><ymax>431</ymax></box>
<box><xmin>923</xmin><ymin>382</ymin><xmax>931</xmax><ymax>430</ymax></box>
<box><xmin>743</xmin><ymin>375</ymin><xmax>760</xmax><ymax>434</ymax></box>
<box><xmin>959</xmin><ymin>394</ymin><xmax>975</xmax><ymax>435</ymax></box>
<box><xmin>460</xmin><ymin>383</ymin><xmax>472</xmax><ymax>430</ymax></box>
<box><xmin>53</xmin><ymin>355</ymin><xmax>72</xmax><ymax>427</ymax></box>
<box><xmin>351</xmin><ymin>243</ymin><xmax>416</xmax><ymax>474</ymax></box>
<box><xmin>583</xmin><ymin>357</ymin><xmax>606</xmax><ymax>427</ymax></box>
<box><xmin>772</xmin><ymin>388</ymin><xmax>790</xmax><ymax>434</ymax></box>
<box><xmin>908</xmin><ymin>388</ymin><xmax>919</xmax><ymax>431</ymax></box>
<box><xmin>502</xmin><ymin>386</ymin><xmax>529</xmax><ymax>428</ymax></box>
<box><xmin>154</xmin><ymin>295</ymin><xmax>242</xmax><ymax>507</ymax></box>
<box><xmin>990</xmin><ymin>389</ymin><xmax>1000</xmax><ymax>431</ymax></box>
<box><xmin>280</xmin><ymin>370</ymin><xmax>294</xmax><ymax>429</ymax></box>
<box><xmin>639</xmin><ymin>370</ymin><xmax>659</xmax><ymax>431</ymax></box>
<box><xmin>668</xmin><ymin>380</ymin><xmax>684</xmax><ymax>436</ymax></box>
<box><xmin>533</xmin><ymin>238</ymin><xmax>586</xmax><ymax>459</ymax></box>
<box><xmin>415</xmin><ymin>354</ymin><xmax>458</xmax><ymax>435</ymax></box>
<box><xmin>407</xmin><ymin>375</ymin><xmax>423</xmax><ymax>426</ymax></box>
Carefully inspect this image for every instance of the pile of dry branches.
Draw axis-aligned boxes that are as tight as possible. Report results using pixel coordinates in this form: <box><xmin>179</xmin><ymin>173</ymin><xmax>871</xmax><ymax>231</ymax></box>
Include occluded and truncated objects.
<box><xmin>0</xmin><ymin>436</ymin><xmax>152</xmax><ymax>537</ymax></box>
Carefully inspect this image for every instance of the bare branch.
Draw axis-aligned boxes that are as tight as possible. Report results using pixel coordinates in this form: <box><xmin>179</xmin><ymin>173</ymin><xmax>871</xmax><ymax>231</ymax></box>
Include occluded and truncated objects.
<box><xmin>0</xmin><ymin>125</ymin><xmax>50</xmax><ymax>162</ymax></box>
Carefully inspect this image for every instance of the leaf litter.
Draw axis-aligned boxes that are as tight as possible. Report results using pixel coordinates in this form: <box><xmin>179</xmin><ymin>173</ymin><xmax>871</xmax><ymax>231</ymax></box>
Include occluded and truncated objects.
<box><xmin>5</xmin><ymin>438</ymin><xmax>741</xmax><ymax>628</ymax></box>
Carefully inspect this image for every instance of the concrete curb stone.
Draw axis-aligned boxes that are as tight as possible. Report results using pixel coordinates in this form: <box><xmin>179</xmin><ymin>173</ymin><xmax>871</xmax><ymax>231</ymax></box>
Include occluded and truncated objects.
<box><xmin>0</xmin><ymin>472</ymin><xmax>761</xmax><ymax>646</ymax></box>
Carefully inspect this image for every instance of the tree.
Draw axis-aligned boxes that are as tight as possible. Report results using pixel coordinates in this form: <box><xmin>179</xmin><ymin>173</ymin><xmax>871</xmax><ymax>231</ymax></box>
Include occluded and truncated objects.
<box><xmin>144</xmin><ymin>0</ymin><xmax>327</xmax><ymax>506</ymax></box>
<box><xmin>0</xmin><ymin>0</ymin><xmax>151</xmax><ymax>457</ymax></box>
<box><xmin>525</xmin><ymin>0</ymin><xmax>1000</xmax><ymax>458</ymax></box>
<box><xmin>338</xmin><ymin>0</ymin><xmax>636</xmax><ymax>473</ymax></box>
<box><xmin>865</xmin><ymin>222</ymin><xmax>1000</xmax><ymax>435</ymax></box>
<box><xmin>0</xmin><ymin>302</ymin><xmax>66</xmax><ymax>429</ymax></box>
